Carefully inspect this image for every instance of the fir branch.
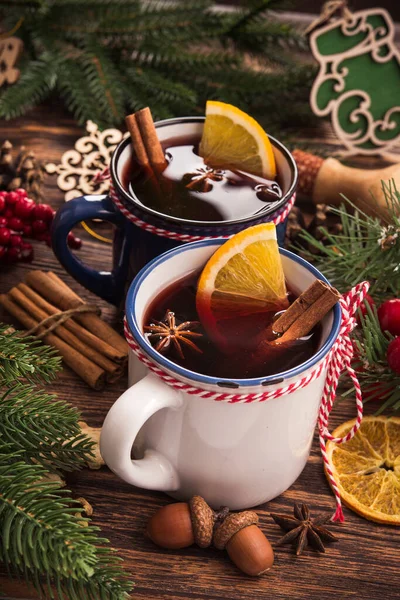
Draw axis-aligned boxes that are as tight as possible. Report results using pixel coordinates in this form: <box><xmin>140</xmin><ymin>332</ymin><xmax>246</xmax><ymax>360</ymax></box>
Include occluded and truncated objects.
<box><xmin>225</xmin><ymin>0</ymin><xmax>282</xmax><ymax>38</ymax></box>
<box><xmin>230</xmin><ymin>19</ymin><xmax>308</xmax><ymax>55</ymax></box>
<box><xmin>348</xmin><ymin>304</ymin><xmax>400</xmax><ymax>412</ymax></box>
<box><xmin>57</xmin><ymin>57</ymin><xmax>110</xmax><ymax>127</ymax></box>
<box><xmin>0</xmin><ymin>326</ymin><xmax>61</xmax><ymax>386</ymax></box>
<box><xmin>0</xmin><ymin>0</ymin><xmax>311</xmax><ymax>128</ymax></box>
<box><xmin>81</xmin><ymin>41</ymin><xmax>126</xmax><ymax>124</ymax></box>
<box><xmin>123</xmin><ymin>66</ymin><xmax>197</xmax><ymax>117</ymax></box>
<box><xmin>0</xmin><ymin>452</ymin><xmax>132</xmax><ymax>599</ymax></box>
<box><xmin>298</xmin><ymin>181</ymin><xmax>400</xmax><ymax>302</ymax></box>
<box><xmin>0</xmin><ymin>53</ymin><xmax>58</xmax><ymax>120</ymax></box>
<box><xmin>0</xmin><ymin>384</ymin><xmax>94</xmax><ymax>473</ymax></box>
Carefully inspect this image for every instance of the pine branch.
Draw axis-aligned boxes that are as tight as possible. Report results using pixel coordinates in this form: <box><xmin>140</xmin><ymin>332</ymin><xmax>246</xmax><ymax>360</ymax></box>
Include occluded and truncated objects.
<box><xmin>123</xmin><ymin>66</ymin><xmax>197</xmax><ymax>117</ymax></box>
<box><xmin>225</xmin><ymin>0</ymin><xmax>284</xmax><ymax>38</ymax></box>
<box><xmin>229</xmin><ymin>19</ymin><xmax>308</xmax><ymax>55</ymax></box>
<box><xmin>347</xmin><ymin>304</ymin><xmax>400</xmax><ymax>412</ymax></box>
<box><xmin>0</xmin><ymin>0</ymin><xmax>311</xmax><ymax>128</ymax></box>
<box><xmin>0</xmin><ymin>326</ymin><xmax>61</xmax><ymax>386</ymax></box>
<box><xmin>0</xmin><ymin>451</ymin><xmax>132</xmax><ymax>599</ymax></box>
<box><xmin>57</xmin><ymin>57</ymin><xmax>110</xmax><ymax>127</ymax></box>
<box><xmin>0</xmin><ymin>384</ymin><xmax>94</xmax><ymax>473</ymax></box>
<box><xmin>0</xmin><ymin>53</ymin><xmax>58</xmax><ymax>120</ymax></box>
<box><xmin>81</xmin><ymin>41</ymin><xmax>126</xmax><ymax>125</ymax></box>
<box><xmin>298</xmin><ymin>181</ymin><xmax>400</xmax><ymax>302</ymax></box>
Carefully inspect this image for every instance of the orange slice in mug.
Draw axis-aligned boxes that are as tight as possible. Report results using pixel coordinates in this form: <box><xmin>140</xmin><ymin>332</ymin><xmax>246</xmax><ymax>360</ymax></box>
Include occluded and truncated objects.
<box><xmin>196</xmin><ymin>223</ymin><xmax>288</xmax><ymax>348</ymax></box>
<box><xmin>199</xmin><ymin>101</ymin><xmax>276</xmax><ymax>179</ymax></box>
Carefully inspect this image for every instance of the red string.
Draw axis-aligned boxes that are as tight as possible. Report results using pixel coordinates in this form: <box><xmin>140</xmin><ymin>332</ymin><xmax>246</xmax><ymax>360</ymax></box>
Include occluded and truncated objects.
<box><xmin>124</xmin><ymin>281</ymin><xmax>370</xmax><ymax>521</ymax></box>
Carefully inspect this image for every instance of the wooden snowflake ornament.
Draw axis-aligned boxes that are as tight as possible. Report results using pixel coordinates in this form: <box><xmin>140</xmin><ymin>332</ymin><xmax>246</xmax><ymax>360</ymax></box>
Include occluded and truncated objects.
<box><xmin>309</xmin><ymin>6</ymin><xmax>400</xmax><ymax>158</ymax></box>
<box><xmin>46</xmin><ymin>121</ymin><xmax>128</xmax><ymax>201</ymax></box>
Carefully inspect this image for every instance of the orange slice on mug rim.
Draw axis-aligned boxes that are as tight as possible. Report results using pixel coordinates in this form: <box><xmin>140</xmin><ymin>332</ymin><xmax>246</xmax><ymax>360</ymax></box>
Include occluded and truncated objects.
<box><xmin>196</xmin><ymin>223</ymin><xmax>288</xmax><ymax>348</ymax></box>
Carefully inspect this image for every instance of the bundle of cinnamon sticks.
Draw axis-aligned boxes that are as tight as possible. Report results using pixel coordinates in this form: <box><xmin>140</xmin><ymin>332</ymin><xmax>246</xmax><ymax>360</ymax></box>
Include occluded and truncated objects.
<box><xmin>0</xmin><ymin>271</ymin><xmax>128</xmax><ymax>390</ymax></box>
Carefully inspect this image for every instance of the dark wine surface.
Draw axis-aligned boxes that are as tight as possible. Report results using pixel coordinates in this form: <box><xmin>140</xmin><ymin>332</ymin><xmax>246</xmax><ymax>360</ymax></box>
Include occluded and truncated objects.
<box><xmin>144</xmin><ymin>271</ymin><xmax>321</xmax><ymax>380</ymax></box>
<box><xmin>122</xmin><ymin>134</ymin><xmax>283</xmax><ymax>222</ymax></box>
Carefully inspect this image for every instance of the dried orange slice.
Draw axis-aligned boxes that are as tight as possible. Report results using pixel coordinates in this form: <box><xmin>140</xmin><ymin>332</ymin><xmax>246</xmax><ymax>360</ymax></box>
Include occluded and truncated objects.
<box><xmin>325</xmin><ymin>416</ymin><xmax>400</xmax><ymax>525</ymax></box>
<box><xmin>196</xmin><ymin>223</ymin><xmax>288</xmax><ymax>347</ymax></box>
<box><xmin>199</xmin><ymin>101</ymin><xmax>276</xmax><ymax>179</ymax></box>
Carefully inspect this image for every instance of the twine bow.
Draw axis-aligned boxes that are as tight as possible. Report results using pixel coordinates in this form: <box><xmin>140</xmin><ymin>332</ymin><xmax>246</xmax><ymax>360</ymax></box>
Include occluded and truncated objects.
<box><xmin>124</xmin><ymin>281</ymin><xmax>370</xmax><ymax>522</ymax></box>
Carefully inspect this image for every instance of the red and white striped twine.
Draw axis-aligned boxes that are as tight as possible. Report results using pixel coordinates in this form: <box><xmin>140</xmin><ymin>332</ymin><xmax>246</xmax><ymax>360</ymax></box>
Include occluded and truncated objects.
<box><xmin>95</xmin><ymin>167</ymin><xmax>296</xmax><ymax>241</ymax></box>
<box><xmin>124</xmin><ymin>281</ymin><xmax>370</xmax><ymax>522</ymax></box>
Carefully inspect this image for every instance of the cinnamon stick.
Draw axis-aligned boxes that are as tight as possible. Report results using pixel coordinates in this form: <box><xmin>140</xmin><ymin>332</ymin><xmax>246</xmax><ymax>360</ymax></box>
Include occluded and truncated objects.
<box><xmin>18</xmin><ymin>283</ymin><xmax>127</xmax><ymax>364</ymax></box>
<box><xmin>274</xmin><ymin>280</ymin><xmax>340</xmax><ymax>344</ymax></box>
<box><xmin>135</xmin><ymin>107</ymin><xmax>167</xmax><ymax>172</ymax></box>
<box><xmin>273</xmin><ymin>280</ymin><xmax>330</xmax><ymax>335</ymax></box>
<box><xmin>125</xmin><ymin>113</ymin><xmax>150</xmax><ymax>168</ymax></box>
<box><xmin>9</xmin><ymin>286</ymin><xmax>123</xmax><ymax>382</ymax></box>
<box><xmin>25</xmin><ymin>271</ymin><xmax>128</xmax><ymax>357</ymax></box>
<box><xmin>0</xmin><ymin>293</ymin><xmax>106</xmax><ymax>390</ymax></box>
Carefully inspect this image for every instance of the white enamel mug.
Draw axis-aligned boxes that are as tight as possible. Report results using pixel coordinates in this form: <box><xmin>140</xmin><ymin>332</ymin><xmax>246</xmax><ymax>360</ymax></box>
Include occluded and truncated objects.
<box><xmin>100</xmin><ymin>240</ymin><xmax>341</xmax><ymax>509</ymax></box>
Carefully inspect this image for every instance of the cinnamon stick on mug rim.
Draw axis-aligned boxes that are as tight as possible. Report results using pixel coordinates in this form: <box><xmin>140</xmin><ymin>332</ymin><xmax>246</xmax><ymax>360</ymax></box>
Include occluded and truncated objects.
<box><xmin>125</xmin><ymin>107</ymin><xmax>167</xmax><ymax>183</ymax></box>
<box><xmin>273</xmin><ymin>280</ymin><xmax>340</xmax><ymax>344</ymax></box>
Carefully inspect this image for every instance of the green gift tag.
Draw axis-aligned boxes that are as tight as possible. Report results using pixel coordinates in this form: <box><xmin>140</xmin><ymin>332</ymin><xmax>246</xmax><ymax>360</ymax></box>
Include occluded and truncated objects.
<box><xmin>309</xmin><ymin>8</ymin><xmax>400</xmax><ymax>157</ymax></box>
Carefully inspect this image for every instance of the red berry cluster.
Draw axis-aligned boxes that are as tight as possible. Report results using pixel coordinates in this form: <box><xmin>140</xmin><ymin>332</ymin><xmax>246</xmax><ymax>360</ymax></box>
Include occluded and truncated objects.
<box><xmin>354</xmin><ymin>295</ymin><xmax>400</xmax><ymax>403</ymax></box>
<box><xmin>0</xmin><ymin>189</ymin><xmax>81</xmax><ymax>264</ymax></box>
<box><xmin>378</xmin><ymin>299</ymin><xmax>400</xmax><ymax>376</ymax></box>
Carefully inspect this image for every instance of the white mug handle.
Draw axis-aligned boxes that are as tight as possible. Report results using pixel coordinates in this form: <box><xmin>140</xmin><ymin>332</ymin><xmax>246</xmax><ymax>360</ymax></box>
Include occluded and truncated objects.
<box><xmin>100</xmin><ymin>373</ymin><xmax>183</xmax><ymax>491</ymax></box>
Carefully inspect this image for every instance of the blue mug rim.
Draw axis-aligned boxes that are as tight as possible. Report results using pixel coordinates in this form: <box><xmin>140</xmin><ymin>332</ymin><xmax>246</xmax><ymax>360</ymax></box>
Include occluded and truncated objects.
<box><xmin>126</xmin><ymin>240</ymin><xmax>342</xmax><ymax>389</ymax></box>
<box><xmin>111</xmin><ymin>116</ymin><xmax>298</xmax><ymax>228</ymax></box>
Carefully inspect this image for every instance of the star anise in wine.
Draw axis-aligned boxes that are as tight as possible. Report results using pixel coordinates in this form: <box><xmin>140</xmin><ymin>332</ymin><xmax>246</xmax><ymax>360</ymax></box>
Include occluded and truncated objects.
<box><xmin>183</xmin><ymin>166</ymin><xmax>224</xmax><ymax>192</ymax></box>
<box><xmin>271</xmin><ymin>503</ymin><xmax>338</xmax><ymax>556</ymax></box>
<box><xmin>144</xmin><ymin>310</ymin><xmax>203</xmax><ymax>359</ymax></box>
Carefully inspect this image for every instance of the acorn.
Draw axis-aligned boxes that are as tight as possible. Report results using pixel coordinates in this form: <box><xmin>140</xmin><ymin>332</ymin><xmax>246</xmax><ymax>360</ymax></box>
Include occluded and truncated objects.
<box><xmin>213</xmin><ymin>511</ymin><xmax>274</xmax><ymax>576</ymax></box>
<box><xmin>147</xmin><ymin>495</ymin><xmax>215</xmax><ymax>550</ymax></box>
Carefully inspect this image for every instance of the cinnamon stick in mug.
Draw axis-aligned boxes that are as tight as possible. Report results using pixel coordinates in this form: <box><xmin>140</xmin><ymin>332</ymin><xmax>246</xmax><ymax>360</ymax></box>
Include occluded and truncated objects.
<box><xmin>273</xmin><ymin>280</ymin><xmax>340</xmax><ymax>344</ymax></box>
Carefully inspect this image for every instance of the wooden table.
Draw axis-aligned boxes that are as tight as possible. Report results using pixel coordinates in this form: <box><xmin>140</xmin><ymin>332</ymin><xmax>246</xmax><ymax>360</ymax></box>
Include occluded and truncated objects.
<box><xmin>1</xmin><ymin>104</ymin><xmax>399</xmax><ymax>600</ymax></box>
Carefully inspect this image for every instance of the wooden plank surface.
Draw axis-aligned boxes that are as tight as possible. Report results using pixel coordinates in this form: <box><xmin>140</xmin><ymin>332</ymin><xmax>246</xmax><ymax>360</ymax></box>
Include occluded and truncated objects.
<box><xmin>0</xmin><ymin>103</ymin><xmax>399</xmax><ymax>600</ymax></box>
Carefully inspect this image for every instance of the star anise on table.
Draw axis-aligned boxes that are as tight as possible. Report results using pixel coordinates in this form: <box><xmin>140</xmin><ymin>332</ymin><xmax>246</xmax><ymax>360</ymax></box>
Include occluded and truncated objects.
<box><xmin>183</xmin><ymin>166</ymin><xmax>224</xmax><ymax>192</ymax></box>
<box><xmin>270</xmin><ymin>503</ymin><xmax>338</xmax><ymax>556</ymax></box>
<box><xmin>144</xmin><ymin>310</ymin><xmax>203</xmax><ymax>359</ymax></box>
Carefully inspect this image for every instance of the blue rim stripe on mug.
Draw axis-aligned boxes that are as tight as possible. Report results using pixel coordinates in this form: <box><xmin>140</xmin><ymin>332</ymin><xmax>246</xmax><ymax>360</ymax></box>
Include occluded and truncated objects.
<box><xmin>125</xmin><ymin>240</ymin><xmax>342</xmax><ymax>388</ymax></box>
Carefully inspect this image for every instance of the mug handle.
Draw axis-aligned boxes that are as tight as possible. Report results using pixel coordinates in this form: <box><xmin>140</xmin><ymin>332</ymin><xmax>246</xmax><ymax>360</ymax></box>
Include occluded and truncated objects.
<box><xmin>51</xmin><ymin>194</ymin><xmax>125</xmax><ymax>305</ymax></box>
<box><xmin>100</xmin><ymin>373</ymin><xmax>182</xmax><ymax>491</ymax></box>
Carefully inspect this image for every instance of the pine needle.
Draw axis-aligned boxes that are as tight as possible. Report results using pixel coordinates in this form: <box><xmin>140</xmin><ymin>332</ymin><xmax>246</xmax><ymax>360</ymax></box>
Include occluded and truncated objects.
<box><xmin>0</xmin><ymin>0</ymin><xmax>313</xmax><ymax>128</ymax></box>
<box><xmin>0</xmin><ymin>327</ymin><xmax>132</xmax><ymax>595</ymax></box>
<box><xmin>0</xmin><ymin>451</ymin><xmax>132</xmax><ymax>599</ymax></box>
<box><xmin>298</xmin><ymin>180</ymin><xmax>400</xmax><ymax>302</ymax></box>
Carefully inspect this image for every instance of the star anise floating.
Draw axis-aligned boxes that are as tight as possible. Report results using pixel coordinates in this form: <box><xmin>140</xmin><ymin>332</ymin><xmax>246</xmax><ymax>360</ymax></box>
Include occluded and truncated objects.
<box><xmin>271</xmin><ymin>503</ymin><xmax>338</xmax><ymax>556</ymax></box>
<box><xmin>183</xmin><ymin>166</ymin><xmax>225</xmax><ymax>192</ymax></box>
<box><xmin>144</xmin><ymin>310</ymin><xmax>203</xmax><ymax>359</ymax></box>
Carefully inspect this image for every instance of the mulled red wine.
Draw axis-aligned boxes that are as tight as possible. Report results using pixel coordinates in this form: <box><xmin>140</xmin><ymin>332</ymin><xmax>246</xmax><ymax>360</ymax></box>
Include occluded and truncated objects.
<box><xmin>144</xmin><ymin>271</ymin><xmax>321</xmax><ymax>380</ymax></box>
<box><xmin>122</xmin><ymin>134</ymin><xmax>283</xmax><ymax>221</ymax></box>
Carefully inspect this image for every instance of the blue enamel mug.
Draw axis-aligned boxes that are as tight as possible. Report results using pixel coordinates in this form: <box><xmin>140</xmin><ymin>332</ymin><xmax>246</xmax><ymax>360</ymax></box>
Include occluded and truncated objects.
<box><xmin>51</xmin><ymin>117</ymin><xmax>298</xmax><ymax>306</ymax></box>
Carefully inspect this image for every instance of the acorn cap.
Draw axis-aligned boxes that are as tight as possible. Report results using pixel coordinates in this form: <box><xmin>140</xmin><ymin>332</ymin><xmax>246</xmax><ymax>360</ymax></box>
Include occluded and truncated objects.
<box><xmin>189</xmin><ymin>496</ymin><xmax>214</xmax><ymax>548</ymax></box>
<box><xmin>213</xmin><ymin>511</ymin><xmax>259</xmax><ymax>550</ymax></box>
